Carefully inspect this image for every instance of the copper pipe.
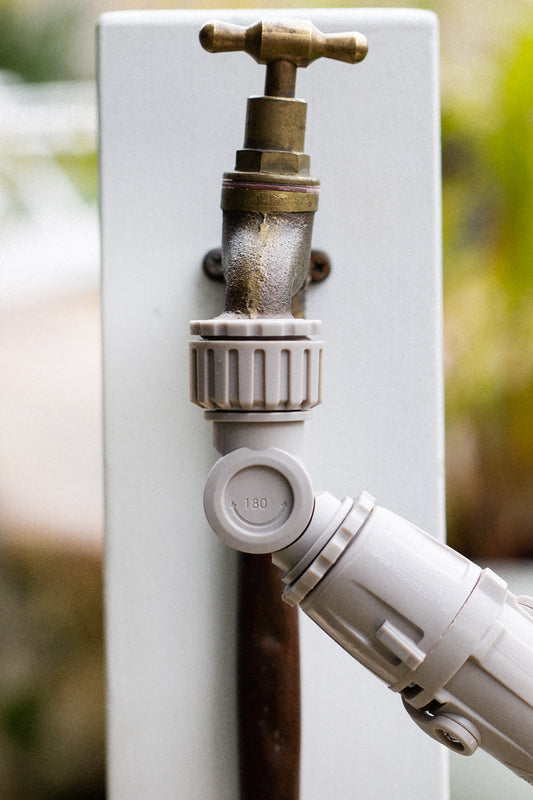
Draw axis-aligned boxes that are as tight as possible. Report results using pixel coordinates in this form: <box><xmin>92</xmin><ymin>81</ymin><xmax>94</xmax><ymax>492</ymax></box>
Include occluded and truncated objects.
<box><xmin>238</xmin><ymin>553</ymin><xmax>300</xmax><ymax>800</ymax></box>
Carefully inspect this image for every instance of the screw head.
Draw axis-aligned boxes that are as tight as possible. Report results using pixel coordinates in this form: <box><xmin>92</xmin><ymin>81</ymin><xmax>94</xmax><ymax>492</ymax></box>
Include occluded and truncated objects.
<box><xmin>309</xmin><ymin>250</ymin><xmax>331</xmax><ymax>282</ymax></box>
<box><xmin>202</xmin><ymin>248</ymin><xmax>224</xmax><ymax>281</ymax></box>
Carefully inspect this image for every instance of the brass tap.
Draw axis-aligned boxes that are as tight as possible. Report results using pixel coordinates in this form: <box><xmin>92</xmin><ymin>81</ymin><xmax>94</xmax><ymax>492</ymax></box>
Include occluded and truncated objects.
<box><xmin>200</xmin><ymin>18</ymin><xmax>368</xmax><ymax>318</ymax></box>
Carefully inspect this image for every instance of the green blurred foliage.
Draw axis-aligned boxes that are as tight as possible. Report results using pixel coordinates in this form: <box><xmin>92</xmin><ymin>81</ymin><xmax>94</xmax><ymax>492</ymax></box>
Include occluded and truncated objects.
<box><xmin>0</xmin><ymin>1</ymin><xmax>79</xmax><ymax>82</ymax></box>
<box><xmin>55</xmin><ymin>151</ymin><xmax>99</xmax><ymax>204</ymax></box>
<box><xmin>443</xmin><ymin>21</ymin><xmax>533</xmax><ymax>558</ymax></box>
<box><xmin>0</xmin><ymin>540</ymin><xmax>105</xmax><ymax>800</ymax></box>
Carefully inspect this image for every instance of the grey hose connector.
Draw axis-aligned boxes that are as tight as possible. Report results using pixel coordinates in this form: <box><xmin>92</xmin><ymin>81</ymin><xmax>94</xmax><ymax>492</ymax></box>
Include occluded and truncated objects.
<box><xmin>274</xmin><ymin>491</ymin><xmax>533</xmax><ymax>785</ymax></box>
<box><xmin>203</xmin><ymin>446</ymin><xmax>314</xmax><ymax>554</ymax></box>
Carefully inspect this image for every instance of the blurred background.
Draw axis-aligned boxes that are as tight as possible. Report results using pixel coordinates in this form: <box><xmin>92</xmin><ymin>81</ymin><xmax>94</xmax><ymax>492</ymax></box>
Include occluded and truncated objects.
<box><xmin>0</xmin><ymin>1</ymin><xmax>531</xmax><ymax>797</ymax></box>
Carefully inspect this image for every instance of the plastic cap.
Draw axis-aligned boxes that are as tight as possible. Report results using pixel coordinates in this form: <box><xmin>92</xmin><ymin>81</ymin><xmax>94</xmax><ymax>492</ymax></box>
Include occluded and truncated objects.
<box><xmin>203</xmin><ymin>447</ymin><xmax>314</xmax><ymax>554</ymax></box>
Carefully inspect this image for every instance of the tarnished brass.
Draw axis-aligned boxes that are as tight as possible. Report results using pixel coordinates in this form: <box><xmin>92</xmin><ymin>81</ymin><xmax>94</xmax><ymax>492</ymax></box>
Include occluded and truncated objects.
<box><xmin>199</xmin><ymin>18</ymin><xmax>368</xmax><ymax>67</ymax></box>
<box><xmin>200</xmin><ymin>16</ymin><xmax>366</xmax><ymax>309</ymax></box>
<box><xmin>244</xmin><ymin>97</ymin><xmax>306</xmax><ymax>153</ymax></box>
<box><xmin>231</xmin><ymin>93</ymin><xmax>311</xmax><ymax>194</ymax></box>
<box><xmin>223</xmin><ymin>171</ymin><xmax>319</xmax><ymax>187</ymax></box>
<box><xmin>264</xmin><ymin>59</ymin><xmax>297</xmax><ymax>99</ymax></box>
<box><xmin>221</xmin><ymin>185</ymin><xmax>319</xmax><ymax>213</ymax></box>
<box><xmin>235</xmin><ymin>150</ymin><xmax>310</xmax><ymax>176</ymax></box>
<box><xmin>200</xmin><ymin>18</ymin><xmax>368</xmax><ymax>220</ymax></box>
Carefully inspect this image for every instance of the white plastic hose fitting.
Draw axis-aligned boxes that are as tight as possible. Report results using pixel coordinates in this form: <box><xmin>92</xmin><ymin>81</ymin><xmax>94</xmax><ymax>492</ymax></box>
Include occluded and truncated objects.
<box><xmin>203</xmin><ymin>446</ymin><xmax>314</xmax><ymax>554</ymax></box>
<box><xmin>190</xmin><ymin>316</ymin><xmax>533</xmax><ymax>785</ymax></box>
<box><xmin>275</xmin><ymin>492</ymin><xmax>533</xmax><ymax>785</ymax></box>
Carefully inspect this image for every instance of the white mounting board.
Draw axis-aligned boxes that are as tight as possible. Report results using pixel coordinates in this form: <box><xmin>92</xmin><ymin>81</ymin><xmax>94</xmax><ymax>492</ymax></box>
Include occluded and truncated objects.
<box><xmin>99</xmin><ymin>9</ymin><xmax>447</xmax><ymax>799</ymax></box>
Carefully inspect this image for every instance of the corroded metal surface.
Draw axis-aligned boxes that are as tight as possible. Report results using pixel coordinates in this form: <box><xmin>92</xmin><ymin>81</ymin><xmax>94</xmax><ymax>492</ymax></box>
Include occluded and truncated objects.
<box><xmin>202</xmin><ymin>246</ymin><xmax>331</xmax><ymax>288</ymax></box>
<box><xmin>222</xmin><ymin>210</ymin><xmax>314</xmax><ymax>317</ymax></box>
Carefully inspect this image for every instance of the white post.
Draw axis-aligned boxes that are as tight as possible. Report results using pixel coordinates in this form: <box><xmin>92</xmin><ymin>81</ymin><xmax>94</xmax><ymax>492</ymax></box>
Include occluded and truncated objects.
<box><xmin>99</xmin><ymin>9</ymin><xmax>446</xmax><ymax>799</ymax></box>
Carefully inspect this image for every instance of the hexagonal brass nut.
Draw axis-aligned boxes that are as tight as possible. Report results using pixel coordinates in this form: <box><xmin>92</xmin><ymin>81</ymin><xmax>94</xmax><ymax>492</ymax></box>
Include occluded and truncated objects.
<box><xmin>235</xmin><ymin>149</ymin><xmax>311</xmax><ymax>176</ymax></box>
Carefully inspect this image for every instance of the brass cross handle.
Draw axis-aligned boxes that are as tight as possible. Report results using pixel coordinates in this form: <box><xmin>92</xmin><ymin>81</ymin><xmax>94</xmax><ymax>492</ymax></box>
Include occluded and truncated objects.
<box><xmin>199</xmin><ymin>18</ymin><xmax>368</xmax><ymax>66</ymax></box>
<box><xmin>200</xmin><ymin>18</ymin><xmax>368</xmax><ymax>97</ymax></box>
